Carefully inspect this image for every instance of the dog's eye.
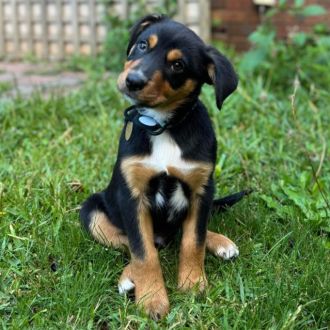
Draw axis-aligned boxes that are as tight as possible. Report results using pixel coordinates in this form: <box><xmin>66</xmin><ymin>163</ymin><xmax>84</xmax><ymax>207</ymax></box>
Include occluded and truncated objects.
<box><xmin>137</xmin><ymin>40</ymin><xmax>148</xmax><ymax>52</ymax></box>
<box><xmin>171</xmin><ymin>60</ymin><xmax>184</xmax><ymax>73</ymax></box>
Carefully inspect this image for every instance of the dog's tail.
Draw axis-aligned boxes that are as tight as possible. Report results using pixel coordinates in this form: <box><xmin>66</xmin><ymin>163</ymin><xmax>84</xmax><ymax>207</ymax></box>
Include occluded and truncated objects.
<box><xmin>212</xmin><ymin>189</ymin><xmax>252</xmax><ymax>213</ymax></box>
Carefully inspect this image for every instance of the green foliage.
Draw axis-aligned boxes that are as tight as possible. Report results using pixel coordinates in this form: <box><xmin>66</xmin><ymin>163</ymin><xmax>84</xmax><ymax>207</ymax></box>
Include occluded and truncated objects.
<box><xmin>1</xmin><ymin>64</ymin><xmax>329</xmax><ymax>327</ymax></box>
<box><xmin>235</xmin><ymin>2</ymin><xmax>330</xmax><ymax>262</ymax></box>
<box><xmin>0</xmin><ymin>82</ymin><xmax>13</xmax><ymax>95</ymax></box>
<box><xmin>240</xmin><ymin>2</ymin><xmax>330</xmax><ymax>92</ymax></box>
<box><xmin>1</xmin><ymin>3</ymin><xmax>330</xmax><ymax>328</ymax></box>
<box><xmin>261</xmin><ymin>172</ymin><xmax>329</xmax><ymax>232</ymax></box>
<box><xmin>62</xmin><ymin>54</ymin><xmax>104</xmax><ymax>73</ymax></box>
<box><xmin>301</xmin><ymin>5</ymin><xmax>326</xmax><ymax>17</ymax></box>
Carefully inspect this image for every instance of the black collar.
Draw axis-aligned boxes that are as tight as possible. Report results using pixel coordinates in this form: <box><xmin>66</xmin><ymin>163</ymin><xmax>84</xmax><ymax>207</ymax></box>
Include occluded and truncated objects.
<box><xmin>124</xmin><ymin>103</ymin><xmax>197</xmax><ymax>136</ymax></box>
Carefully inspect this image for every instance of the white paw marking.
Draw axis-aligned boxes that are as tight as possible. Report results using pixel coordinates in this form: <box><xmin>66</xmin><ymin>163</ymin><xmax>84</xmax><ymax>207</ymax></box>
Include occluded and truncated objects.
<box><xmin>118</xmin><ymin>278</ymin><xmax>135</xmax><ymax>294</ymax></box>
<box><xmin>216</xmin><ymin>244</ymin><xmax>239</xmax><ymax>260</ymax></box>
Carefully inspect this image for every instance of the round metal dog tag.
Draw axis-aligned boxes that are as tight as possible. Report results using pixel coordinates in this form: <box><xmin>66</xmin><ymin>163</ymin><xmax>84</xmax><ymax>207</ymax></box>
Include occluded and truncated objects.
<box><xmin>125</xmin><ymin>121</ymin><xmax>133</xmax><ymax>141</ymax></box>
<box><xmin>138</xmin><ymin>115</ymin><xmax>158</xmax><ymax>126</ymax></box>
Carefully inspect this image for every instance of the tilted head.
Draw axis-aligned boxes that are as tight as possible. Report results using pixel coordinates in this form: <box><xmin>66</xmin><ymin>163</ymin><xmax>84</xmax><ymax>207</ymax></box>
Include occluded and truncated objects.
<box><xmin>117</xmin><ymin>14</ymin><xmax>238</xmax><ymax>113</ymax></box>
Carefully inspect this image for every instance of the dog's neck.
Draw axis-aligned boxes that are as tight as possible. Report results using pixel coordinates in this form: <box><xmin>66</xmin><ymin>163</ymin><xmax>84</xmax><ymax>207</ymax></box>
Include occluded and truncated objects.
<box><xmin>139</xmin><ymin>99</ymin><xmax>199</xmax><ymax>126</ymax></box>
<box><xmin>137</xmin><ymin>107</ymin><xmax>172</xmax><ymax>127</ymax></box>
<box><xmin>124</xmin><ymin>101</ymin><xmax>199</xmax><ymax>136</ymax></box>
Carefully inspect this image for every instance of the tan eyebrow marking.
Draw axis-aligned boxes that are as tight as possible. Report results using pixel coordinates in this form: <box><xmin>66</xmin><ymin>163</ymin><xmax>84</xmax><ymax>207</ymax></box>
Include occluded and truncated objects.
<box><xmin>148</xmin><ymin>34</ymin><xmax>158</xmax><ymax>49</ymax></box>
<box><xmin>167</xmin><ymin>49</ymin><xmax>183</xmax><ymax>62</ymax></box>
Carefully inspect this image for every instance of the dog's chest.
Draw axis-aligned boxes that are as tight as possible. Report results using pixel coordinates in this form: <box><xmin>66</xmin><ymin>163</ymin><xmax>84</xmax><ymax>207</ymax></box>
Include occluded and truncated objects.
<box><xmin>121</xmin><ymin>132</ymin><xmax>212</xmax><ymax>201</ymax></box>
<box><xmin>144</xmin><ymin>133</ymin><xmax>194</xmax><ymax>173</ymax></box>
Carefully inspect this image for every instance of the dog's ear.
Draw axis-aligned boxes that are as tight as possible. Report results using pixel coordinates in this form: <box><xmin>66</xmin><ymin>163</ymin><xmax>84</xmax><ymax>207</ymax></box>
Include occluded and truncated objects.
<box><xmin>205</xmin><ymin>46</ymin><xmax>238</xmax><ymax>110</ymax></box>
<box><xmin>127</xmin><ymin>14</ymin><xmax>166</xmax><ymax>56</ymax></box>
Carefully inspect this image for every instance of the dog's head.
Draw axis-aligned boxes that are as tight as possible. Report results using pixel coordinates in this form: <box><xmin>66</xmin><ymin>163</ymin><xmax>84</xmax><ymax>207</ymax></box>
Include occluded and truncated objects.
<box><xmin>117</xmin><ymin>15</ymin><xmax>238</xmax><ymax>112</ymax></box>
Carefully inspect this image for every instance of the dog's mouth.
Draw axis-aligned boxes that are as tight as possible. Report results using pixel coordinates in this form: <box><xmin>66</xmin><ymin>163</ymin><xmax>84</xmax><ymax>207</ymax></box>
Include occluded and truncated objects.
<box><xmin>119</xmin><ymin>89</ymin><xmax>152</xmax><ymax>107</ymax></box>
<box><xmin>118</xmin><ymin>83</ymin><xmax>166</xmax><ymax>109</ymax></box>
<box><xmin>117</xmin><ymin>68</ymin><xmax>177</xmax><ymax>109</ymax></box>
<box><xmin>122</xmin><ymin>91</ymin><xmax>143</xmax><ymax>106</ymax></box>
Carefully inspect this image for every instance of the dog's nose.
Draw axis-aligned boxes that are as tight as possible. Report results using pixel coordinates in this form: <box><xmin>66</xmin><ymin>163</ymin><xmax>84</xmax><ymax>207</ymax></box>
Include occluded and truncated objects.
<box><xmin>126</xmin><ymin>72</ymin><xmax>147</xmax><ymax>91</ymax></box>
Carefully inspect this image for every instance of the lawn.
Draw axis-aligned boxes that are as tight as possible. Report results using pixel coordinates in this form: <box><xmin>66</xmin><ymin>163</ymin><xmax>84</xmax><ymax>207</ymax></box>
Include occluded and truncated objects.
<box><xmin>0</xmin><ymin>58</ymin><xmax>329</xmax><ymax>328</ymax></box>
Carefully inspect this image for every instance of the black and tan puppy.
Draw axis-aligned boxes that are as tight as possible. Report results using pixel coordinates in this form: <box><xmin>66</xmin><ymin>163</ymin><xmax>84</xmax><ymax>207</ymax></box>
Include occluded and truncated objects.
<box><xmin>81</xmin><ymin>14</ymin><xmax>245</xmax><ymax>319</ymax></box>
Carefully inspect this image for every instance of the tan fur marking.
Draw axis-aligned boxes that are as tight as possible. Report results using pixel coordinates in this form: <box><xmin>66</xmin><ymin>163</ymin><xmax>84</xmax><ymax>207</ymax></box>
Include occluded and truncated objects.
<box><xmin>148</xmin><ymin>34</ymin><xmax>158</xmax><ymax>49</ymax></box>
<box><xmin>124</xmin><ymin>59</ymin><xmax>139</xmax><ymax>70</ymax></box>
<box><xmin>159</xmin><ymin>79</ymin><xmax>197</xmax><ymax>111</ymax></box>
<box><xmin>136</xmin><ymin>71</ymin><xmax>166</xmax><ymax>105</ymax></box>
<box><xmin>121</xmin><ymin>156</ymin><xmax>158</xmax><ymax>198</ymax></box>
<box><xmin>207</xmin><ymin>63</ymin><xmax>216</xmax><ymax>84</ymax></box>
<box><xmin>167</xmin><ymin>49</ymin><xmax>183</xmax><ymax>62</ymax></box>
<box><xmin>89</xmin><ymin>211</ymin><xmax>128</xmax><ymax>248</ymax></box>
<box><xmin>167</xmin><ymin>163</ymin><xmax>212</xmax><ymax>194</ymax></box>
<box><xmin>121</xmin><ymin>155</ymin><xmax>212</xmax><ymax>197</ymax></box>
<box><xmin>206</xmin><ymin>230</ymin><xmax>237</xmax><ymax>254</ymax></box>
<box><xmin>117</xmin><ymin>59</ymin><xmax>141</xmax><ymax>91</ymax></box>
<box><xmin>119</xmin><ymin>201</ymin><xmax>169</xmax><ymax>319</ymax></box>
<box><xmin>178</xmin><ymin>199</ymin><xmax>207</xmax><ymax>291</ymax></box>
<box><xmin>136</xmin><ymin>70</ymin><xmax>197</xmax><ymax>111</ymax></box>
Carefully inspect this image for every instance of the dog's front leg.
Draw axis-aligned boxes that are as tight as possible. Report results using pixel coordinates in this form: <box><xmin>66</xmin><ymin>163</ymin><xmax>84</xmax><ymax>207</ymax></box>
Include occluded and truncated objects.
<box><xmin>119</xmin><ymin>199</ymin><xmax>169</xmax><ymax>319</ymax></box>
<box><xmin>178</xmin><ymin>187</ymin><xmax>213</xmax><ymax>291</ymax></box>
<box><xmin>119</xmin><ymin>160</ymin><xmax>169</xmax><ymax>319</ymax></box>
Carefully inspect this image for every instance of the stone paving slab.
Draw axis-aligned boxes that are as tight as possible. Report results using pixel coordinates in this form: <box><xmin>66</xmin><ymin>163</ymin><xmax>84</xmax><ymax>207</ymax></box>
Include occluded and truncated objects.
<box><xmin>0</xmin><ymin>62</ymin><xmax>86</xmax><ymax>98</ymax></box>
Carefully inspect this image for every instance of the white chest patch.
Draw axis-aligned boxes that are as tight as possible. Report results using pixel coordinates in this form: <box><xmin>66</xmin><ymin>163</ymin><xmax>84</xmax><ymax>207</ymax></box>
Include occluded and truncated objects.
<box><xmin>142</xmin><ymin>133</ymin><xmax>196</xmax><ymax>173</ymax></box>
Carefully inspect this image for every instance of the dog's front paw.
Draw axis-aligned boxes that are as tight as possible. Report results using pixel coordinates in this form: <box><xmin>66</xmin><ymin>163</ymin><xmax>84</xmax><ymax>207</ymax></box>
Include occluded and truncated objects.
<box><xmin>178</xmin><ymin>267</ymin><xmax>207</xmax><ymax>292</ymax></box>
<box><xmin>118</xmin><ymin>263</ymin><xmax>169</xmax><ymax>320</ymax></box>
<box><xmin>140</xmin><ymin>292</ymin><xmax>170</xmax><ymax>321</ymax></box>
<box><xmin>206</xmin><ymin>231</ymin><xmax>239</xmax><ymax>260</ymax></box>
<box><xmin>118</xmin><ymin>278</ymin><xmax>135</xmax><ymax>295</ymax></box>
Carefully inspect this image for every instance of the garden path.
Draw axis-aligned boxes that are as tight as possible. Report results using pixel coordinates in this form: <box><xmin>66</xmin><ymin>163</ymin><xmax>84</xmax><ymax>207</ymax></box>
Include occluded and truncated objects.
<box><xmin>0</xmin><ymin>62</ymin><xmax>85</xmax><ymax>98</ymax></box>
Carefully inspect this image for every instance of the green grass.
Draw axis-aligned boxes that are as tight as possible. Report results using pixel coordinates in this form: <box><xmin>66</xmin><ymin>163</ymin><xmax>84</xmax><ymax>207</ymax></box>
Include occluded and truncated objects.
<box><xmin>0</xmin><ymin>69</ymin><xmax>329</xmax><ymax>329</ymax></box>
<box><xmin>0</xmin><ymin>82</ymin><xmax>13</xmax><ymax>96</ymax></box>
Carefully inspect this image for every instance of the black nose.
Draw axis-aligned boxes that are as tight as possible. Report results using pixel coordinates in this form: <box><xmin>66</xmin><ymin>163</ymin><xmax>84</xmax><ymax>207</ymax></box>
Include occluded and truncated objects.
<box><xmin>126</xmin><ymin>72</ymin><xmax>147</xmax><ymax>91</ymax></box>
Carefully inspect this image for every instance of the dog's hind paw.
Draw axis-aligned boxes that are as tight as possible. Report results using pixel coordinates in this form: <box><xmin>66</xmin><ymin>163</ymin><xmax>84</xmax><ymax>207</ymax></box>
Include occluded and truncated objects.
<box><xmin>216</xmin><ymin>244</ymin><xmax>239</xmax><ymax>260</ymax></box>
<box><xmin>206</xmin><ymin>231</ymin><xmax>239</xmax><ymax>260</ymax></box>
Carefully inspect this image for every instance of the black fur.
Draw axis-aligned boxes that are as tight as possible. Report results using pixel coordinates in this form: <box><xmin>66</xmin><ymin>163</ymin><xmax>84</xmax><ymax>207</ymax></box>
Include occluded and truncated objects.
<box><xmin>80</xmin><ymin>15</ymin><xmax>246</xmax><ymax>260</ymax></box>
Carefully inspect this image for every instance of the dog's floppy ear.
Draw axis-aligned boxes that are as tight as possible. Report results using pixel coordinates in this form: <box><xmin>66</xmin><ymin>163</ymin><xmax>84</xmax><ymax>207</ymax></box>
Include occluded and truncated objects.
<box><xmin>205</xmin><ymin>46</ymin><xmax>238</xmax><ymax>110</ymax></box>
<box><xmin>127</xmin><ymin>14</ymin><xmax>166</xmax><ymax>56</ymax></box>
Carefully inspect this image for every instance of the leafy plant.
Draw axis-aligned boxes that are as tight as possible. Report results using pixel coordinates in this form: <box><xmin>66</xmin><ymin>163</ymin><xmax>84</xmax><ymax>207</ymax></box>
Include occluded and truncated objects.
<box><xmin>0</xmin><ymin>81</ymin><xmax>13</xmax><ymax>95</ymax></box>
<box><xmin>261</xmin><ymin>172</ymin><xmax>329</xmax><ymax>232</ymax></box>
<box><xmin>239</xmin><ymin>0</ymin><xmax>329</xmax><ymax>91</ymax></box>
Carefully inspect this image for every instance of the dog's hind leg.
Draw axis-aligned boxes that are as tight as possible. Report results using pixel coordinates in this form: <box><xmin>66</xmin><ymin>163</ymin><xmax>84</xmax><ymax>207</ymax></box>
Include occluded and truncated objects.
<box><xmin>80</xmin><ymin>193</ymin><xmax>128</xmax><ymax>248</ymax></box>
<box><xmin>206</xmin><ymin>230</ymin><xmax>239</xmax><ymax>260</ymax></box>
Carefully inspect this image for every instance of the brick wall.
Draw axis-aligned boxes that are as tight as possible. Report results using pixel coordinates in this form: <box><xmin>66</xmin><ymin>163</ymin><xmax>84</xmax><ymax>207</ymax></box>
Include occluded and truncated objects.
<box><xmin>211</xmin><ymin>0</ymin><xmax>330</xmax><ymax>51</ymax></box>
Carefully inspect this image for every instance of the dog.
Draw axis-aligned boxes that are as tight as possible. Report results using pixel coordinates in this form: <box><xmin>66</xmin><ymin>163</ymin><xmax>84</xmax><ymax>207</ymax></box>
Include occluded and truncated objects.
<box><xmin>80</xmin><ymin>14</ymin><xmax>248</xmax><ymax>319</ymax></box>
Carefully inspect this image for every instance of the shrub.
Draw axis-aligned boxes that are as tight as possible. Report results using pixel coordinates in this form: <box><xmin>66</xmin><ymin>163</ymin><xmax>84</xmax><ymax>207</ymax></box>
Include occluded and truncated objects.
<box><xmin>239</xmin><ymin>0</ymin><xmax>330</xmax><ymax>92</ymax></box>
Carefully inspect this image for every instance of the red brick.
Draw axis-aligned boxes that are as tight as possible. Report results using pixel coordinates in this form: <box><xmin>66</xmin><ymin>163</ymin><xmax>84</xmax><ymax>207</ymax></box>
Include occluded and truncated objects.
<box><xmin>211</xmin><ymin>0</ymin><xmax>227</xmax><ymax>10</ymax></box>
<box><xmin>226</xmin><ymin>0</ymin><xmax>256</xmax><ymax>10</ymax></box>
<box><xmin>212</xmin><ymin>9</ymin><xmax>259</xmax><ymax>23</ymax></box>
<box><xmin>211</xmin><ymin>0</ymin><xmax>330</xmax><ymax>51</ymax></box>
